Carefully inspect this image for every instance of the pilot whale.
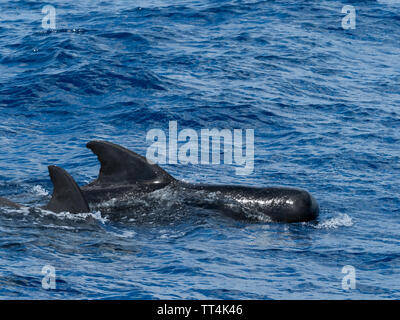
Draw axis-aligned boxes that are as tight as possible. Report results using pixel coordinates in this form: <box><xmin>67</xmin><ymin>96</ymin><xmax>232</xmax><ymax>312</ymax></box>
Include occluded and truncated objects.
<box><xmin>0</xmin><ymin>140</ymin><xmax>319</xmax><ymax>223</ymax></box>
<box><xmin>0</xmin><ymin>165</ymin><xmax>90</xmax><ymax>213</ymax></box>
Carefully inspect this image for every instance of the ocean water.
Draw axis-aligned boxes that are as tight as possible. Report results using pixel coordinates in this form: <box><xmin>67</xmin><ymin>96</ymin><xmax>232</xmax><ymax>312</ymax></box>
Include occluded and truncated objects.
<box><xmin>0</xmin><ymin>0</ymin><xmax>399</xmax><ymax>299</ymax></box>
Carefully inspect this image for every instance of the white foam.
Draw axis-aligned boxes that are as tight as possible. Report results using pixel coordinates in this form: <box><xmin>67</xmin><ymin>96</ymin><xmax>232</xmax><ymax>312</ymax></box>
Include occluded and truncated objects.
<box><xmin>98</xmin><ymin>198</ymin><xmax>118</xmax><ymax>208</ymax></box>
<box><xmin>32</xmin><ymin>185</ymin><xmax>49</xmax><ymax>196</ymax></box>
<box><xmin>314</xmin><ymin>214</ymin><xmax>353</xmax><ymax>229</ymax></box>
<box><xmin>118</xmin><ymin>230</ymin><xmax>136</xmax><ymax>238</ymax></box>
<box><xmin>38</xmin><ymin>208</ymin><xmax>109</xmax><ymax>224</ymax></box>
<box><xmin>0</xmin><ymin>206</ymin><xmax>31</xmax><ymax>216</ymax></box>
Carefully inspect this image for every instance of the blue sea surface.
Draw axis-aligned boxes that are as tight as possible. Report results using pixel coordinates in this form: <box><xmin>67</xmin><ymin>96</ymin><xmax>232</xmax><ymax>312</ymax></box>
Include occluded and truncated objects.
<box><xmin>0</xmin><ymin>0</ymin><xmax>399</xmax><ymax>299</ymax></box>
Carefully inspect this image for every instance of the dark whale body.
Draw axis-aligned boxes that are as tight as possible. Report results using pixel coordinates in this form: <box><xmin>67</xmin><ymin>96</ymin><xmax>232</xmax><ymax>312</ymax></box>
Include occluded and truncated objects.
<box><xmin>81</xmin><ymin>141</ymin><xmax>319</xmax><ymax>223</ymax></box>
<box><xmin>0</xmin><ymin>141</ymin><xmax>319</xmax><ymax>223</ymax></box>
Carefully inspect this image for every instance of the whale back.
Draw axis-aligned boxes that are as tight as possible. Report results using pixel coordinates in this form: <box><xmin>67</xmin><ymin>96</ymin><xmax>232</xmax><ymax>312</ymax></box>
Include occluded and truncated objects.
<box><xmin>0</xmin><ymin>197</ymin><xmax>22</xmax><ymax>209</ymax></box>
<box><xmin>183</xmin><ymin>184</ymin><xmax>319</xmax><ymax>222</ymax></box>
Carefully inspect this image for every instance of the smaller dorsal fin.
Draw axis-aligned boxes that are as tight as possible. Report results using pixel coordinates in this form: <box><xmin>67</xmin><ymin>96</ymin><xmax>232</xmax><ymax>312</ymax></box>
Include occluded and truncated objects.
<box><xmin>44</xmin><ymin>166</ymin><xmax>89</xmax><ymax>213</ymax></box>
<box><xmin>0</xmin><ymin>197</ymin><xmax>22</xmax><ymax>209</ymax></box>
<box><xmin>86</xmin><ymin>140</ymin><xmax>175</xmax><ymax>186</ymax></box>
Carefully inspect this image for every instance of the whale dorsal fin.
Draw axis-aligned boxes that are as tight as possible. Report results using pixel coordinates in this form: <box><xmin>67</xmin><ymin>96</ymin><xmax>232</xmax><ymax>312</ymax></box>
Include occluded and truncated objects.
<box><xmin>86</xmin><ymin>140</ymin><xmax>175</xmax><ymax>186</ymax></box>
<box><xmin>44</xmin><ymin>166</ymin><xmax>89</xmax><ymax>213</ymax></box>
<box><xmin>0</xmin><ymin>197</ymin><xmax>22</xmax><ymax>209</ymax></box>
